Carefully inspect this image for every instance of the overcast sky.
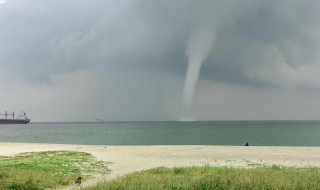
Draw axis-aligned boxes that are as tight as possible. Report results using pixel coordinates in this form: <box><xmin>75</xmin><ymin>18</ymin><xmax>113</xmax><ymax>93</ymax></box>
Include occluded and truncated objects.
<box><xmin>1</xmin><ymin>0</ymin><xmax>320</xmax><ymax>122</ymax></box>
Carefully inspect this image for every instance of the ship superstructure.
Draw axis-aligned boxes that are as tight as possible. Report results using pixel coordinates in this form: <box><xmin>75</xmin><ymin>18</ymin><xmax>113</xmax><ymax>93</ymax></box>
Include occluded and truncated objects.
<box><xmin>0</xmin><ymin>111</ymin><xmax>30</xmax><ymax>124</ymax></box>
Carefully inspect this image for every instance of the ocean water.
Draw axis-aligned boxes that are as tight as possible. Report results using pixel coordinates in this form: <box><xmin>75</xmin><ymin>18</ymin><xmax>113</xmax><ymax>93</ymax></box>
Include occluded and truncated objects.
<box><xmin>0</xmin><ymin>121</ymin><xmax>320</xmax><ymax>146</ymax></box>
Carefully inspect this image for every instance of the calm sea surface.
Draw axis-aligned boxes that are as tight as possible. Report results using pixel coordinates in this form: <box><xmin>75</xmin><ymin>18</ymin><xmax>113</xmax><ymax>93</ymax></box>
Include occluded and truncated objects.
<box><xmin>0</xmin><ymin>121</ymin><xmax>320</xmax><ymax>146</ymax></box>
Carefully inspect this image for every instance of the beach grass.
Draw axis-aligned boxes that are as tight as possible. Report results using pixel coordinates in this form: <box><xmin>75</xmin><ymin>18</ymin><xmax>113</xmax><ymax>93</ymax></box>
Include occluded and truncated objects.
<box><xmin>0</xmin><ymin>151</ymin><xmax>109</xmax><ymax>190</ymax></box>
<box><xmin>84</xmin><ymin>166</ymin><xmax>320</xmax><ymax>190</ymax></box>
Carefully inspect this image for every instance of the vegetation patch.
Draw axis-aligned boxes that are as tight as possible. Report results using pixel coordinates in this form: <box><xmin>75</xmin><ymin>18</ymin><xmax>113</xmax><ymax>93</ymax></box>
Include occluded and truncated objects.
<box><xmin>84</xmin><ymin>166</ymin><xmax>320</xmax><ymax>190</ymax></box>
<box><xmin>0</xmin><ymin>151</ymin><xmax>109</xmax><ymax>190</ymax></box>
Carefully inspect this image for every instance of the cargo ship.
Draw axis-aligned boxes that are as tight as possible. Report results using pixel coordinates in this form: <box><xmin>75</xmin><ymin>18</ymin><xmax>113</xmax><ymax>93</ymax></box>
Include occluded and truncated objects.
<box><xmin>0</xmin><ymin>111</ymin><xmax>30</xmax><ymax>124</ymax></box>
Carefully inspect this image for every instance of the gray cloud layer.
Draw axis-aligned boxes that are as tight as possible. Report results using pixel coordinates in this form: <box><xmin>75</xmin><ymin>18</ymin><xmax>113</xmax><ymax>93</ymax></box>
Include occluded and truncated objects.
<box><xmin>1</xmin><ymin>0</ymin><xmax>320</xmax><ymax>121</ymax></box>
<box><xmin>1</xmin><ymin>0</ymin><xmax>320</xmax><ymax>87</ymax></box>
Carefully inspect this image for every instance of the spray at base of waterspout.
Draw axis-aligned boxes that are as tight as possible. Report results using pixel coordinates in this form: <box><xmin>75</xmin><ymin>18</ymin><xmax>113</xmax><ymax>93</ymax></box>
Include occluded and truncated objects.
<box><xmin>179</xmin><ymin>117</ymin><xmax>196</xmax><ymax>121</ymax></box>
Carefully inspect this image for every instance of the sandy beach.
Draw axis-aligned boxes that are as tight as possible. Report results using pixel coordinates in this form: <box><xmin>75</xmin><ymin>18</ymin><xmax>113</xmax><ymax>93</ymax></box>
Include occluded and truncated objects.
<box><xmin>1</xmin><ymin>142</ymin><xmax>320</xmax><ymax>188</ymax></box>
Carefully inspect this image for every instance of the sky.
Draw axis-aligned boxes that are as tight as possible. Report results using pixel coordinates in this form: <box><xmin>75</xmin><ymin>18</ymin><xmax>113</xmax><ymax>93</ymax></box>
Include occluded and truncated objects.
<box><xmin>1</xmin><ymin>0</ymin><xmax>320</xmax><ymax>122</ymax></box>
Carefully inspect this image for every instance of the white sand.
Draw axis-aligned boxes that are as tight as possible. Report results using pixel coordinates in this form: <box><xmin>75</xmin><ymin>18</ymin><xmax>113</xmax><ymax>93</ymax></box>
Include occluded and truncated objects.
<box><xmin>1</xmin><ymin>143</ymin><xmax>320</xmax><ymax>188</ymax></box>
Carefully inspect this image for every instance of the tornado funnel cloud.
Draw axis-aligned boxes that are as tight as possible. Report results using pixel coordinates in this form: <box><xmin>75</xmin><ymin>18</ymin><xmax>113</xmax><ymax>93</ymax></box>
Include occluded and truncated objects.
<box><xmin>182</xmin><ymin>61</ymin><xmax>202</xmax><ymax>120</ymax></box>
<box><xmin>182</xmin><ymin>27</ymin><xmax>216</xmax><ymax>121</ymax></box>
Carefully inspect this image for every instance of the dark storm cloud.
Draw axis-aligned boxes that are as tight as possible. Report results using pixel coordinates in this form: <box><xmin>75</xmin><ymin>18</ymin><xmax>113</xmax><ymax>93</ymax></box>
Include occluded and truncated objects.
<box><xmin>1</xmin><ymin>0</ymin><xmax>320</xmax><ymax>88</ymax></box>
<box><xmin>0</xmin><ymin>0</ymin><xmax>120</xmax><ymax>83</ymax></box>
<box><xmin>201</xmin><ymin>0</ymin><xmax>320</xmax><ymax>88</ymax></box>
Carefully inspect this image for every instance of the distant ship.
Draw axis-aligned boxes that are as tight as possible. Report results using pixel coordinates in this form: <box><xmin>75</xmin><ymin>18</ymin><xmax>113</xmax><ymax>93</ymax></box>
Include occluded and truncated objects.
<box><xmin>0</xmin><ymin>111</ymin><xmax>30</xmax><ymax>124</ymax></box>
<box><xmin>92</xmin><ymin>118</ymin><xmax>104</xmax><ymax>123</ymax></box>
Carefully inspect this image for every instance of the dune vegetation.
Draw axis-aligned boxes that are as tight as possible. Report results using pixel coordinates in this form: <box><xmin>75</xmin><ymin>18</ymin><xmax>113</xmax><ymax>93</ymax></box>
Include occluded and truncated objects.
<box><xmin>0</xmin><ymin>151</ymin><xmax>109</xmax><ymax>190</ymax></box>
<box><xmin>1</xmin><ymin>150</ymin><xmax>320</xmax><ymax>190</ymax></box>
<box><xmin>85</xmin><ymin>166</ymin><xmax>320</xmax><ymax>190</ymax></box>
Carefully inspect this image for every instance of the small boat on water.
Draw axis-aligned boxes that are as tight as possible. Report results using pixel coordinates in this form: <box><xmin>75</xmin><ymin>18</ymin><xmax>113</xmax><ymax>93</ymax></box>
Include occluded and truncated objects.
<box><xmin>0</xmin><ymin>111</ymin><xmax>30</xmax><ymax>124</ymax></box>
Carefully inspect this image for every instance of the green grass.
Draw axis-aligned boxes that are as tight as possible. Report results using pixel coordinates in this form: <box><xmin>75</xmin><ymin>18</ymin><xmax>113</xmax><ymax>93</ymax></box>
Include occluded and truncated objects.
<box><xmin>0</xmin><ymin>151</ymin><xmax>109</xmax><ymax>190</ymax></box>
<box><xmin>84</xmin><ymin>166</ymin><xmax>320</xmax><ymax>190</ymax></box>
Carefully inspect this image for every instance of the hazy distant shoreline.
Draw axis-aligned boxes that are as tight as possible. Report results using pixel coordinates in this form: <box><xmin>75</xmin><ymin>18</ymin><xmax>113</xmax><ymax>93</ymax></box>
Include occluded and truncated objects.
<box><xmin>30</xmin><ymin>120</ymin><xmax>320</xmax><ymax>124</ymax></box>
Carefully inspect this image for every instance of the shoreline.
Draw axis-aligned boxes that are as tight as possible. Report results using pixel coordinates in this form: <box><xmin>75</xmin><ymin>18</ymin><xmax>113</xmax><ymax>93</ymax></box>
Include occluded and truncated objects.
<box><xmin>1</xmin><ymin>142</ymin><xmax>320</xmax><ymax>188</ymax></box>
